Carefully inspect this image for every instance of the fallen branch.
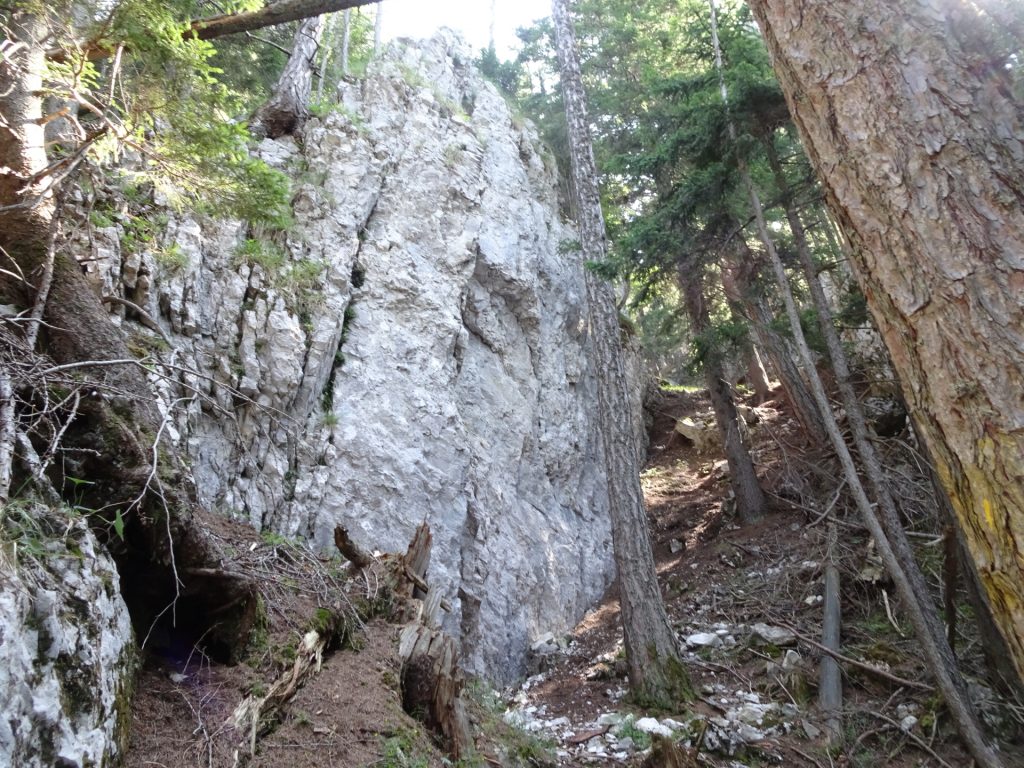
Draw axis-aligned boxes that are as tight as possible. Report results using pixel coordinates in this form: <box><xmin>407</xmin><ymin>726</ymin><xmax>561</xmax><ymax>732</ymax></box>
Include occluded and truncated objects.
<box><xmin>865</xmin><ymin>711</ymin><xmax>956</xmax><ymax>768</ymax></box>
<box><xmin>567</xmin><ymin>725</ymin><xmax>610</xmax><ymax>745</ymax></box>
<box><xmin>778</xmin><ymin>620</ymin><xmax>932</xmax><ymax>692</ymax></box>
<box><xmin>230</xmin><ymin>629</ymin><xmax>327</xmax><ymax>763</ymax></box>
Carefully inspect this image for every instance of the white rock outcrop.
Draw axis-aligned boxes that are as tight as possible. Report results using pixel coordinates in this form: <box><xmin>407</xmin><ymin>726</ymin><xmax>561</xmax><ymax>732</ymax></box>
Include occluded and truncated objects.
<box><xmin>99</xmin><ymin>32</ymin><xmax>639</xmax><ymax>680</ymax></box>
<box><xmin>0</xmin><ymin>513</ymin><xmax>135</xmax><ymax>767</ymax></box>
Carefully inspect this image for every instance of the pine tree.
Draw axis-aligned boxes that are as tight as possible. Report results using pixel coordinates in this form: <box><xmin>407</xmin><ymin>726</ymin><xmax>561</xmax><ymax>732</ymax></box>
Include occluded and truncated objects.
<box><xmin>550</xmin><ymin>0</ymin><xmax>692</xmax><ymax>708</ymax></box>
<box><xmin>747</xmin><ymin>0</ymin><xmax>1024</xmax><ymax>693</ymax></box>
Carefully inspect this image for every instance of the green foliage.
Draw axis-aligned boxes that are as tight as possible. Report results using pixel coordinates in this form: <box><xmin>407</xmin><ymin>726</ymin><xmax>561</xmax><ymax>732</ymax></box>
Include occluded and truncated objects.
<box><xmin>688</xmin><ymin>315</ymin><xmax>749</xmax><ymax>371</ymax></box>
<box><xmin>236</xmin><ymin>238</ymin><xmax>287</xmax><ymax>273</ymax></box>
<box><xmin>2</xmin><ymin>500</ymin><xmax>58</xmax><ymax>563</ymax></box>
<box><xmin>308</xmin><ymin>97</ymin><xmax>370</xmax><ymax>130</ymax></box>
<box><xmin>317</xmin><ymin>7</ymin><xmax>376</xmax><ymax>86</ymax></box>
<box><xmin>154</xmin><ymin>242</ymin><xmax>190</xmax><ymax>273</ymax></box>
<box><xmin>556</xmin><ymin>239</ymin><xmax>582</xmax><ymax>255</ymax></box>
<box><xmin>235</xmin><ymin>235</ymin><xmax>324</xmax><ymax>310</ymax></box>
<box><xmin>88</xmin><ymin>209</ymin><xmax>115</xmax><ymax>229</ymax></box>
<box><xmin>40</xmin><ymin>0</ymin><xmax>292</xmax><ymax>227</ymax></box>
<box><xmin>513</xmin><ymin>0</ymin><xmax>858</xmax><ymax>389</ymax></box>
<box><xmin>614</xmin><ymin>716</ymin><xmax>653</xmax><ymax>750</ymax></box>
<box><xmin>837</xmin><ymin>285</ymin><xmax>869</xmax><ymax>327</ymax></box>
<box><xmin>477</xmin><ymin>46</ymin><xmax>524</xmax><ymax>97</ymax></box>
<box><xmin>379</xmin><ymin>728</ymin><xmax>431</xmax><ymax>768</ymax></box>
<box><xmin>120</xmin><ymin>213</ymin><xmax>159</xmax><ymax>255</ymax></box>
<box><xmin>207</xmin><ymin>20</ymin><xmax>295</xmax><ymax>111</ymax></box>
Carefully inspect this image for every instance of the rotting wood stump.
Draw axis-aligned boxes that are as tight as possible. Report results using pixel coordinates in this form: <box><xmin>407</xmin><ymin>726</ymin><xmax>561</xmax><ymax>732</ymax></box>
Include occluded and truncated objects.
<box><xmin>336</xmin><ymin>522</ymin><xmax>472</xmax><ymax>759</ymax></box>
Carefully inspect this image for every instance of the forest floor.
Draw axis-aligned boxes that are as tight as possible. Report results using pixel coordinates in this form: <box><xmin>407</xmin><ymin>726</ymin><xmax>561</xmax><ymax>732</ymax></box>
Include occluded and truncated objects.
<box><xmin>507</xmin><ymin>385</ymin><xmax>1023</xmax><ymax>767</ymax></box>
<box><xmin>122</xmin><ymin>385</ymin><xmax>1023</xmax><ymax>768</ymax></box>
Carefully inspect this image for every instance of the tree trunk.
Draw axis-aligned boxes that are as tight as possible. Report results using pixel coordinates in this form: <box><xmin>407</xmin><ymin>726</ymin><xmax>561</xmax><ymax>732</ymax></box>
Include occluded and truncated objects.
<box><xmin>707</xmin><ymin>3</ymin><xmax>1000</xmax><ymax>763</ymax></box>
<box><xmin>191</xmin><ymin>0</ymin><xmax>376</xmax><ymax>41</ymax></box>
<box><xmin>252</xmin><ymin>15</ymin><xmax>326</xmax><ymax>139</ymax></box>
<box><xmin>46</xmin><ymin>0</ymin><xmax>379</xmax><ymax>64</ymax></box>
<box><xmin>394</xmin><ymin>525</ymin><xmax>473</xmax><ymax>760</ymax></box>
<box><xmin>373</xmin><ymin>2</ymin><xmax>383</xmax><ymax>55</ymax></box>
<box><xmin>721</xmin><ymin>250</ymin><xmax>828</xmax><ymax>443</ymax></box>
<box><xmin>0</xmin><ymin>8</ymin><xmax>258</xmax><ymax>661</ymax></box>
<box><xmin>820</xmin><ymin>523</ymin><xmax>842</xmax><ymax>745</ymax></box>
<box><xmin>315</xmin><ymin>12</ymin><xmax>338</xmax><ymax>101</ymax></box>
<box><xmin>747</xmin><ymin>0</ymin><xmax>1024</xmax><ymax>687</ymax></box>
<box><xmin>743</xmin><ymin>343</ymin><xmax>771</xmax><ymax>404</ymax></box>
<box><xmin>680</xmin><ymin>271</ymin><xmax>765</xmax><ymax>524</ymax></box>
<box><xmin>341</xmin><ymin>9</ymin><xmax>352</xmax><ymax>76</ymax></box>
<box><xmin>551</xmin><ymin>0</ymin><xmax>690</xmax><ymax>708</ymax></box>
<box><xmin>764</xmin><ymin>134</ymin><xmax>979</xmax><ymax>699</ymax></box>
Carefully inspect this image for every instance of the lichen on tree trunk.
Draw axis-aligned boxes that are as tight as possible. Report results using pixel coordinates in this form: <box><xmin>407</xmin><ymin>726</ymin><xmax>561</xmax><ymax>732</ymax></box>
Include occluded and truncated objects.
<box><xmin>747</xmin><ymin>0</ymin><xmax>1024</xmax><ymax>688</ymax></box>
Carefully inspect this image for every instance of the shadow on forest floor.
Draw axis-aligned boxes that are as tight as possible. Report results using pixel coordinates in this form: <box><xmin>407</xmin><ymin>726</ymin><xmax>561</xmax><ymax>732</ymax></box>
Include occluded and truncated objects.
<box><xmin>507</xmin><ymin>384</ymin><xmax>1024</xmax><ymax>767</ymax></box>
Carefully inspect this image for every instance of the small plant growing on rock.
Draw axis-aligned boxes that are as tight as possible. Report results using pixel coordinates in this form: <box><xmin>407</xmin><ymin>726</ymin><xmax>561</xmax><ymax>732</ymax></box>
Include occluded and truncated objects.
<box><xmin>235</xmin><ymin>238</ymin><xmax>286</xmax><ymax>273</ymax></box>
<box><xmin>154</xmin><ymin>243</ymin><xmax>189</xmax><ymax>273</ymax></box>
<box><xmin>615</xmin><ymin>716</ymin><xmax>653</xmax><ymax>751</ymax></box>
<box><xmin>380</xmin><ymin>728</ymin><xmax>431</xmax><ymax>768</ymax></box>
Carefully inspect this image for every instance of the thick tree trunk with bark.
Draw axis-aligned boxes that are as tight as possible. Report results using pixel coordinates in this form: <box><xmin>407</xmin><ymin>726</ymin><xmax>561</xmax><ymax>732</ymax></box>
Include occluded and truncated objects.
<box><xmin>747</xmin><ymin>0</ymin><xmax>1024</xmax><ymax>688</ymax></box>
<box><xmin>708</xmin><ymin>4</ymin><xmax>1000</xmax><ymax>762</ymax></box>
<box><xmin>680</xmin><ymin>272</ymin><xmax>765</xmax><ymax>524</ymax></box>
<box><xmin>252</xmin><ymin>15</ymin><xmax>325</xmax><ymax>138</ymax></box>
<box><xmin>0</xmin><ymin>8</ymin><xmax>258</xmax><ymax>661</ymax></box>
<box><xmin>551</xmin><ymin>0</ymin><xmax>690</xmax><ymax>708</ymax></box>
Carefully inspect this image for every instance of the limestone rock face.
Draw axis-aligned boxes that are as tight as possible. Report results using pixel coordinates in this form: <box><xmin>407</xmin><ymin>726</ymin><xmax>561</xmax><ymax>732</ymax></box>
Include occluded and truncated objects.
<box><xmin>0</xmin><ymin>514</ymin><xmax>135</xmax><ymax>767</ymax></box>
<box><xmin>101</xmin><ymin>32</ymin><xmax>641</xmax><ymax>680</ymax></box>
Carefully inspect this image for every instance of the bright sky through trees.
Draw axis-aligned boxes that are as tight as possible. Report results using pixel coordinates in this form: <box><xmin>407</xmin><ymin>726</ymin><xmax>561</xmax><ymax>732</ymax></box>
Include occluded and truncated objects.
<box><xmin>381</xmin><ymin>0</ymin><xmax>551</xmax><ymax>57</ymax></box>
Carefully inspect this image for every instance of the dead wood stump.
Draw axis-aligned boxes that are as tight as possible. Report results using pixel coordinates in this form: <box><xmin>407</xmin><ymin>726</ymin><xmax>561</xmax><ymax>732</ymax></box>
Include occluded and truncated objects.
<box><xmin>334</xmin><ymin>521</ymin><xmax>472</xmax><ymax>759</ymax></box>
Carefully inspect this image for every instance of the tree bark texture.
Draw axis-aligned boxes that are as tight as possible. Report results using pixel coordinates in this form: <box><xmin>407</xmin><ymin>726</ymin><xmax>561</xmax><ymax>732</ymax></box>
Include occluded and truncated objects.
<box><xmin>551</xmin><ymin>0</ymin><xmax>690</xmax><ymax>707</ymax></box>
<box><xmin>743</xmin><ymin>344</ymin><xmax>771</xmax><ymax>405</ymax></box>
<box><xmin>192</xmin><ymin>0</ymin><xmax>377</xmax><ymax>41</ymax></box>
<box><xmin>0</xmin><ymin>12</ymin><xmax>51</xmax><ymax>256</ymax></box>
<box><xmin>680</xmin><ymin>271</ymin><xmax>765</xmax><ymax>524</ymax></box>
<box><xmin>747</xmin><ymin>0</ymin><xmax>1024</xmax><ymax>685</ymax></box>
<box><xmin>395</xmin><ymin>524</ymin><xmax>473</xmax><ymax>759</ymax></box>
<box><xmin>252</xmin><ymin>15</ymin><xmax>325</xmax><ymax>138</ymax></box>
<box><xmin>708</xmin><ymin>5</ymin><xmax>999</xmax><ymax>760</ymax></box>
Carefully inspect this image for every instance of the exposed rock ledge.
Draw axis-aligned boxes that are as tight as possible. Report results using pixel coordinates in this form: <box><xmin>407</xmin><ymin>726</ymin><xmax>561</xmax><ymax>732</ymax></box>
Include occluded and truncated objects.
<box><xmin>0</xmin><ymin>512</ymin><xmax>135</xmax><ymax>767</ymax></box>
<box><xmin>95</xmin><ymin>31</ymin><xmax>643</xmax><ymax>681</ymax></box>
